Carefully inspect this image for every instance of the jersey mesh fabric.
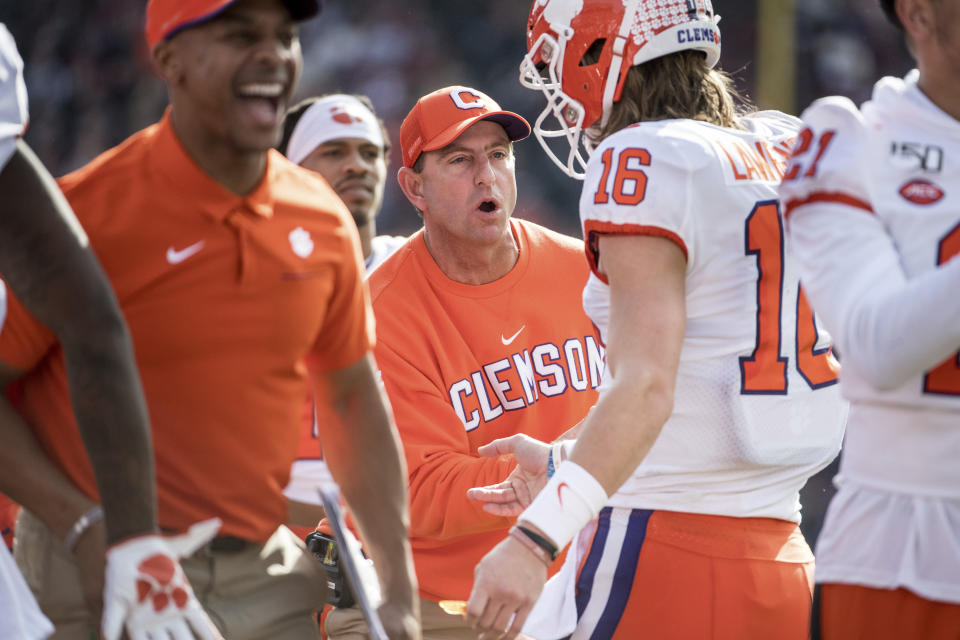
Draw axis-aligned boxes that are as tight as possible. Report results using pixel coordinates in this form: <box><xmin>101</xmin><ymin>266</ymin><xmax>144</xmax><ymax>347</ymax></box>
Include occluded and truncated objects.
<box><xmin>580</xmin><ymin>114</ymin><xmax>846</xmax><ymax>522</ymax></box>
<box><xmin>780</xmin><ymin>72</ymin><xmax>960</xmax><ymax>603</ymax></box>
<box><xmin>0</xmin><ymin>110</ymin><xmax>374</xmax><ymax>543</ymax></box>
<box><xmin>369</xmin><ymin>219</ymin><xmax>601</xmax><ymax>601</ymax></box>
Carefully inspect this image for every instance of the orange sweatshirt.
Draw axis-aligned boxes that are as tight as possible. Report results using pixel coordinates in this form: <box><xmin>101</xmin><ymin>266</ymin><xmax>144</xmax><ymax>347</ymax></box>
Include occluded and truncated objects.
<box><xmin>368</xmin><ymin>218</ymin><xmax>601</xmax><ymax>601</ymax></box>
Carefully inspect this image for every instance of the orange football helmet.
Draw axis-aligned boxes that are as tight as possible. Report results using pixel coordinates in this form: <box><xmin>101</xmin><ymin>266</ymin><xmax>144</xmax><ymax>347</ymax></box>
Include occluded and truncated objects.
<box><xmin>520</xmin><ymin>0</ymin><xmax>721</xmax><ymax>178</ymax></box>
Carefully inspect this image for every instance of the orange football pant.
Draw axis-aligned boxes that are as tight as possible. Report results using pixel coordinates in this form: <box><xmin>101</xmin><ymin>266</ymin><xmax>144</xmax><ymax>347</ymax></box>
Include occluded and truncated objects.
<box><xmin>817</xmin><ymin>583</ymin><xmax>960</xmax><ymax>640</ymax></box>
<box><xmin>572</xmin><ymin>508</ymin><xmax>814</xmax><ymax>640</ymax></box>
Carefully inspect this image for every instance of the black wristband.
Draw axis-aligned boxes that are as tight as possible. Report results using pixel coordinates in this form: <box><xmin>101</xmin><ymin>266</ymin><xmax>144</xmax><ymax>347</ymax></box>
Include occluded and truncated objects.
<box><xmin>515</xmin><ymin>524</ymin><xmax>559</xmax><ymax>561</ymax></box>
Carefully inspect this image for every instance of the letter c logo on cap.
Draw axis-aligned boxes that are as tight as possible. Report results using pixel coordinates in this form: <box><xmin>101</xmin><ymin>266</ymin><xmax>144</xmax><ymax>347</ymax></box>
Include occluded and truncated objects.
<box><xmin>450</xmin><ymin>89</ymin><xmax>485</xmax><ymax>111</ymax></box>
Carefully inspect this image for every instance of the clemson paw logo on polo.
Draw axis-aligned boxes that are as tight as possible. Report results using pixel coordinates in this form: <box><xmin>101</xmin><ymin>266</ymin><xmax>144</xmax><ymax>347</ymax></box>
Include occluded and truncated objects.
<box><xmin>289</xmin><ymin>227</ymin><xmax>315</xmax><ymax>258</ymax></box>
<box><xmin>330</xmin><ymin>106</ymin><xmax>363</xmax><ymax>125</ymax></box>
<box><xmin>135</xmin><ymin>554</ymin><xmax>188</xmax><ymax>613</ymax></box>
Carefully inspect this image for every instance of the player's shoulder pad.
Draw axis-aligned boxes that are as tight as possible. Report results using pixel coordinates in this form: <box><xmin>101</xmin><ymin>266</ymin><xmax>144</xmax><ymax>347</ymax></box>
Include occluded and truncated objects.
<box><xmin>795</xmin><ymin>95</ymin><xmax>868</xmax><ymax>170</ymax></box>
<box><xmin>582</xmin><ymin>121</ymin><xmax>712</xmax><ymax>213</ymax></box>
<box><xmin>593</xmin><ymin>120</ymin><xmax>716</xmax><ymax>174</ymax></box>
<box><xmin>800</xmin><ymin>96</ymin><xmax>866</xmax><ymax>135</ymax></box>
<box><xmin>580</xmin><ymin>121</ymin><xmax>705</xmax><ymax>257</ymax></box>
<box><xmin>742</xmin><ymin>110</ymin><xmax>802</xmax><ymax>139</ymax></box>
<box><xmin>778</xmin><ymin>96</ymin><xmax>870</xmax><ymax>213</ymax></box>
<box><xmin>798</xmin><ymin>96</ymin><xmax>868</xmax><ymax>175</ymax></box>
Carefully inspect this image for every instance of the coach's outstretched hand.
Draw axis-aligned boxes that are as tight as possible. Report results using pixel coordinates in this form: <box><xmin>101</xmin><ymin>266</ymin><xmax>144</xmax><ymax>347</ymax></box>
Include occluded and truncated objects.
<box><xmin>466</xmin><ymin>434</ymin><xmax>551</xmax><ymax>516</ymax></box>
<box><xmin>101</xmin><ymin>518</ymin><xmax>224</xmax><ymax>640</ymax></box>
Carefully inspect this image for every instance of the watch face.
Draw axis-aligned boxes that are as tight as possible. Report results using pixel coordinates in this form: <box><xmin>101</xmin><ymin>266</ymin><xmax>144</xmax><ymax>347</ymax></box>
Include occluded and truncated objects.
<box><xmin>320</xmin><ymin>539</ymin><xmax>339</xmax><ymax>567</ymax></box>
<box><xmin>307</xmin><ymin>532</ymin><xmax>339</xmax><ymax>568</ymax></box>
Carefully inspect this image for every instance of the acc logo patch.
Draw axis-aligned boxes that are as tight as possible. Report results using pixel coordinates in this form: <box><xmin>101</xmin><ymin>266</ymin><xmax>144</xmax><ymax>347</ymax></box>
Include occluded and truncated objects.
<box><xmin>899</xmin><ymin>179</ymin><xmax>944</xmax><ymax>205</ymax></box>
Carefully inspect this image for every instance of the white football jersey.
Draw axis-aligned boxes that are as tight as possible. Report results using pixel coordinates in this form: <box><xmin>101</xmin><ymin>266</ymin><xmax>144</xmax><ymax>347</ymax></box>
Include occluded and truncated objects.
<box><xmin>0</xmin><ymin>24</ymin><xmax>28</xmax><ymax>171</ymax></box>
<box><xmin>781</xmin><ymin>77</ymin><xmax>960</xmax><ymax>420</ymax></box>
<box><xmin>779</xmin><ymin>71</ymin><xmax>960</xmax><ymax>602</ymax></box>
<box><xmin>581</xmin><ymin>113</ymin><xmax>846</xmax><ymax>522</ymax></box>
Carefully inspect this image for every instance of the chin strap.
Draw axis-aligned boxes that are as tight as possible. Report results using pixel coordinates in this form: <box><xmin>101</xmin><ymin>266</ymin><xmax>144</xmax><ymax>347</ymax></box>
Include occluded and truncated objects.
<box><xmin>600</xmin><ymin>0</ymin><xmax>640</xmax><ymax>129</ymax></box>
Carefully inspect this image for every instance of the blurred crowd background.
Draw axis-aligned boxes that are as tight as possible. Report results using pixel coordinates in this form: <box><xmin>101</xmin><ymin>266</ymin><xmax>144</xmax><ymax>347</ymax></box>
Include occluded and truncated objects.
<box><xmin>1</xmin><ymin>0</ymin><xmax>912</xmax><ymax>543</ymax></box>
<box><xmin>4</xmin><ymin>0</ymin><xmax>910</xmax><ymax>237</ymax></box>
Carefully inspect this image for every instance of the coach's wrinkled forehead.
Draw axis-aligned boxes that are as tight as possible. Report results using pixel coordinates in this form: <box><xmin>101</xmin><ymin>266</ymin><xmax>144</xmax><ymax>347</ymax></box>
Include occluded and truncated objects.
<box><xmin>145</xmin><ymin>0</ymin><xmax>320</xmax><ymax>49</ymax></box>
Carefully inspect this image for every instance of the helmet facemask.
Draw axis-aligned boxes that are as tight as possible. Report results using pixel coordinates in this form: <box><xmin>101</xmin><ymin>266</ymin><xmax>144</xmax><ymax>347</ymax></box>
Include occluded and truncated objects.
<box><xmin>520</xmin><ymin>0</ymin><xmax>649</xmax><ymax>181</ymax></box>
<box><xmin>520</xmin><ymin>30</ymin><xmax>591</xmax><ymax>180</ymax></box>
<box><xmin>520</xmin><ymin>0</ymin><xmax>722</xmax><ymax>181</ymax></box>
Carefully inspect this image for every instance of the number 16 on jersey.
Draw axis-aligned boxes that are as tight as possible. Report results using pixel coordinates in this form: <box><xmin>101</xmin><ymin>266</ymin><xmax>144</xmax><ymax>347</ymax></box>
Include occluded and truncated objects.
<box><xmin>740</xmin><ymin>200</ymin><xmax>839</xmax><ymax>394</ymax></box>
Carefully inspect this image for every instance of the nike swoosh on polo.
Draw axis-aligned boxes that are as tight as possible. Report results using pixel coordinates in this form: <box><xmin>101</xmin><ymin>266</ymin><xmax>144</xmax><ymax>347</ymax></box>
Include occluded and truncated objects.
<box><xmin>501</xmin><ymin>325</ymin><xmax>526</xmax><ymax>346</ymax></box>
<box><xmin>166</xmin><ymin>241</ymin><xmax>205</xmax><ymax>265</ymax></box>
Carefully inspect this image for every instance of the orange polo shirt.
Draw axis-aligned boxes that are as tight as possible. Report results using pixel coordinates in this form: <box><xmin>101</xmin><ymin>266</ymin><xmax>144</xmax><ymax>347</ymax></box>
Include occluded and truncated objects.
<box><xmin>0</xmin><ymin>110</ymin><xmax>374</xmax><ymax>542</ymax></box>
<box><xmin>369</xmin><ymin>219</ymin><xmax>601</xmax><ymax>601</ymax></box>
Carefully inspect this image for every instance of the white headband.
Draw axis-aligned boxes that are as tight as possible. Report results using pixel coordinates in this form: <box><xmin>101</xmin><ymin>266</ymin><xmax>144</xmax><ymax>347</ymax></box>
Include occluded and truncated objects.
<box><xmin>286</xmin><ymin>94</ymin><xmax>386</xmax><ymax>166</ymax></box>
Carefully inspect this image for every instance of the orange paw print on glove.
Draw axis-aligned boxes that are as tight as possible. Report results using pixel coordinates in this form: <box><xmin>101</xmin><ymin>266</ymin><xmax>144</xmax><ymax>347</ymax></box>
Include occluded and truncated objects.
<box><xmin>135</xmin><ymin>554</ymin><xmax>189</xmax><ymax>612</ymax></box>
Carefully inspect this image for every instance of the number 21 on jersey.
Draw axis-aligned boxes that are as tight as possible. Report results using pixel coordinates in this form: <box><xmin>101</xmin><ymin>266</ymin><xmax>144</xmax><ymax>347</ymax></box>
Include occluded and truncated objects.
<box><xmin>740</xmin><ymin>200</ymin><xmax>838</xmax><ymax>394</ymax></box>
<box><xmin>924</xmin><ymin>221</ymin><xmax>960</xmax><ymax>395</ymax></box>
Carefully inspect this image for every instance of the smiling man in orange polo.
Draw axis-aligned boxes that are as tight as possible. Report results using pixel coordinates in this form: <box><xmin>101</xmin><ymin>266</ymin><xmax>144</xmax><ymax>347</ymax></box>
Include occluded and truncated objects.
<box><xmin>0</xmin><ymin>1</ymin><xmax>419</xmax><ymax>638</ymax></box>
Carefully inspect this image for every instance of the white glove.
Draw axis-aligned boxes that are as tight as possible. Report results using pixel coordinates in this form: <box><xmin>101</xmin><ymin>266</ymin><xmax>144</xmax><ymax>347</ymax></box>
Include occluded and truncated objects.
<box><xmin>102</xmin><ymin>518</ymin><xmax>224</xmax><ymax>640</ymax></box>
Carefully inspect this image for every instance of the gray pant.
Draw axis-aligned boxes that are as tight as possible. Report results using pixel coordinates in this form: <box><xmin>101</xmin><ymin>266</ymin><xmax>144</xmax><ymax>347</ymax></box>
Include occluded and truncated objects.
<box><xmin>325</xmin><ymin>595</ymin><xmax>480</xmax><ymax>640</ymax></box>
<box><xmin>15</xmin><ymin>510</ymin><xmax>327</xmax><ymax>640</ymax></box>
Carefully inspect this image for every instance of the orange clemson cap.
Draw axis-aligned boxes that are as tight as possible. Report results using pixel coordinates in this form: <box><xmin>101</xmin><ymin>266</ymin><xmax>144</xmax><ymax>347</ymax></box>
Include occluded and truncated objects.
<box><xmin>145</xmin><ymin>0</ymin><xmax>321</xmax><ymax>50</ymax></box>
<box><xmin>400</xmin><ymin>86</ymin><xmax>531</xmax><ymax>168</ymax></box>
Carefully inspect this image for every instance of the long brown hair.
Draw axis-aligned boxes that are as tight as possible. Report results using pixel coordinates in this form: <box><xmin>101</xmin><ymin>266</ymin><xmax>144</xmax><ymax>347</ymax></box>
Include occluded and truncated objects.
<box><xmin>588</xmin><ymin>50</ymin><xmax>749</xmax><ymax>145</ymax></box>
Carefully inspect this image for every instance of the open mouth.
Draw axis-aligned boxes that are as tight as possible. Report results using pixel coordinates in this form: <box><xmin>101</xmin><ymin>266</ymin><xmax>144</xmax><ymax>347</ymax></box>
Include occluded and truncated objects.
<box><xmin>236</xmin><ymin>82</ymin><xmax>285</xmax><ymax>126</ymax></box>
<box><xmin>478</xmin><ymin>199</ymin><xmax>498</xmax><ymax>213</ymax></box>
